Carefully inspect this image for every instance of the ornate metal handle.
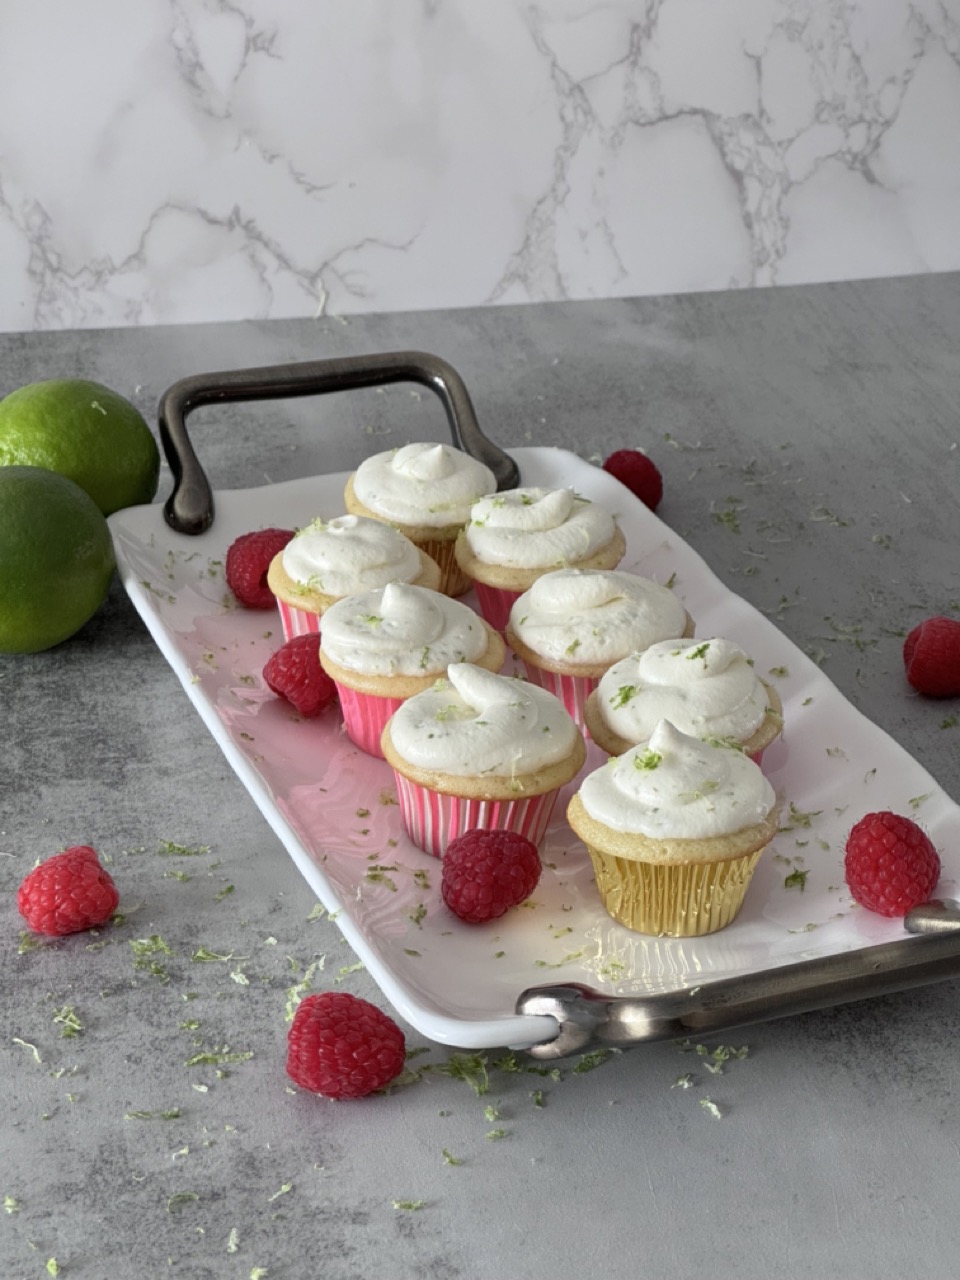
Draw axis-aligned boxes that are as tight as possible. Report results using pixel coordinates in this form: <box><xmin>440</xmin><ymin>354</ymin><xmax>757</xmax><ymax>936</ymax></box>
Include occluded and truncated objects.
<box><xmin>157</xmin><ymin>349</ymin><xmax>520</xmax><ymax>534</ymax></box>
<box><xmin>518</xmin><ymin>902</ymin><xmax>960</xmax><ymax>1059</ymax></box>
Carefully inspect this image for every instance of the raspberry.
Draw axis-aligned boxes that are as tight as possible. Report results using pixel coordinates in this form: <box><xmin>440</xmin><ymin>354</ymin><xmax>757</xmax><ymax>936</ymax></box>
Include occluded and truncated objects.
<box><xmin>17</xmin><ymin>845</ymin><xmax>120</xmax><ymax>936</ymax></box>
<box><xmin>844</xmin><ymin>811</ymin><xmax>941</xmax><ymax>917</ymax></box>
<box><xmin>602</xmin><ymin>449</ymin><xmax>663</xmax><ymax>512</ymax></box>
<box><xmin>286</xmin><ymin>992</ymin><xmax>406</xmax><ymax>1099</ymax></box>
<box><xmin>903</xmin><ymin>616</ymin><xmax>960</xmax><ymax>698</ymax></box>
<box><xmin>441</xmin><ymin>828</ymin><xmax>541</xmax><ymax>923</ymax></box>
<box><xmin>226</xmin><ymin>527</ymin><xmax>294</xmax><ymax>608</ymax></box>
<box><xmin>263</xmin><ymin>634</ymin><xmax>336</xmax><ymax>717</ymax></box>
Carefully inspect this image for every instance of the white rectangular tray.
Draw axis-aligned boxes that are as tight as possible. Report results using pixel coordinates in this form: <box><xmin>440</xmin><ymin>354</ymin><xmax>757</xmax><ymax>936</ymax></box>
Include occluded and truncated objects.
<box><xmin>108</xmin><ymin>447</ymin><xmax>960</xmax><ymax>1051</ymax></box>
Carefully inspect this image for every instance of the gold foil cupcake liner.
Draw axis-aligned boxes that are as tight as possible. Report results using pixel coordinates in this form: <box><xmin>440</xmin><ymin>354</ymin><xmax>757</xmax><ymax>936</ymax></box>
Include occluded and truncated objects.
<box><xmin>586</xmin><ymin>845</ymin><xmax>767</xmax><ymax>937</ymax></box>
<box><xmin>417</xmin><ymin>536</ymin><xmax>471</xmax><ymax>597</ymax></box>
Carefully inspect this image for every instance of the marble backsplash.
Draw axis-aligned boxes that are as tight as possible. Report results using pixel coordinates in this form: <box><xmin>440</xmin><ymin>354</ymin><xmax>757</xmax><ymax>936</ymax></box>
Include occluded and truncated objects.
<box><xmin>0</xmin><ymin>0</ymin><xmax>957</xmax><ymax>333</ymax></box>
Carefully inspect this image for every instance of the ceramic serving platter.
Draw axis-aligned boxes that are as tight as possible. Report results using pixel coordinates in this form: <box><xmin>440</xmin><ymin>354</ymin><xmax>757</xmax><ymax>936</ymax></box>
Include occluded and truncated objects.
<box><xmin>108</xmin><ymin>447</ymin><xmax>960</xmax><ymax>1051</ymax></box>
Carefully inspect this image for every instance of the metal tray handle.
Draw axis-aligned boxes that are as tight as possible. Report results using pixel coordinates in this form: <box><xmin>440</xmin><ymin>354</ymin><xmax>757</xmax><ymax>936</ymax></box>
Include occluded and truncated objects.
<box><xmin>518</xmin><ymin>901</ymin><xmax>960</xmax><ymax>1059</ymax></box>
<box><xmin>158</xmin><ymin>349</ymin><xmax>520</xmax><ymax>534</ymax></box>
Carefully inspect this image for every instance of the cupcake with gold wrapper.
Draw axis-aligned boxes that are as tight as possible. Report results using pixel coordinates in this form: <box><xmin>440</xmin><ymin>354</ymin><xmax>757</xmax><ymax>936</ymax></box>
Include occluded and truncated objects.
<box><xmin>567</xmin><ymin>720</ymin><xmax>780</xmax><ymax>937</ymax></box>
<box><xmin>345</xmin><ymin>443</ymin><xmax>496</xmax><ymax>597</ymax></box>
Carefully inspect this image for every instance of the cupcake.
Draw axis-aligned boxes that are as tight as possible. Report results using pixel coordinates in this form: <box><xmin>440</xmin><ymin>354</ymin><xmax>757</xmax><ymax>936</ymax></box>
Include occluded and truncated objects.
<box><xmin>266</xmin><ymin>514</ymin><xmax>441</xmax><ymax>640</ymax></box>
<box><xmin>318</xmin><ymin>582</ymin><xmax>505</xmax><ymax>758</ymax></box>
<box><xmin>584</xmin><ymin>637</ymin><xmax>782</xmax><ymax>763</ymax></box>
<box><xmin>344</xmin><ymin>443</ymin><xmax>496</xmax><ymax>596</ymax></box>
<box><xmin>504</xmin><ymin>568</ymin><xmax>694</xmax><ymax>729</ymax></box>
<box><xmin>381</xmin><ymin>662</ymin><xmax>586</xmax><ymax>858</ymax></box>
<box><xmin>567</xmin><ymin>720</ymin><xmax>780</xmax><ymax>937</ymax></box>
<box><xmin>453</xmin><ymin>486</ymin><xmax>626</xmax><ymax>632</ymax></box>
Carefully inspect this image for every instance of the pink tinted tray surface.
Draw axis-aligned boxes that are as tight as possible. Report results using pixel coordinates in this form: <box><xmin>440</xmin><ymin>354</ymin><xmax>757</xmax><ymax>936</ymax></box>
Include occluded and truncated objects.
<box><xmin>109</xmin><ymin>447</ymin><xmax>960</xmax><ymax>1050</ymax></box>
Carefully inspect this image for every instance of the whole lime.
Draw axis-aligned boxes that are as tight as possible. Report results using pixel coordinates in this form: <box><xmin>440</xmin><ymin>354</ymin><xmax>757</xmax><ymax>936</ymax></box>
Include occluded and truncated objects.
<box><xmin>0</xmin><ymin>378</ymin><xmax>160</xmax><ymax>515</ymax></box>
<box><xmin>0</xmin><ymin>466</ymin><xmax>116</xmax><ymax>654</ymax></box>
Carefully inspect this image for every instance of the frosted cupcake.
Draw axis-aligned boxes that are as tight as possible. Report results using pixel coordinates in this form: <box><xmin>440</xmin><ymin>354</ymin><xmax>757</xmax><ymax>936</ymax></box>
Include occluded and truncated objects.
<box><xmin>381</xmin><ymin>662</ymin><xmax>586</xmax><ymax>858</ymax></box>
<box><xmin>266</xmin><ymin>514</ymin><xmax>441</xmax><ymax>639</ymax></box>
<box><xmin>454</xmin><ymin>487</ymin><xmax>626</xmax><ymax>632</ymax></box>
<box><xmin>584</xmin><ymin>637</ymin><xmax>782</xmax><ymax>763</ymax></box>
<box><xmin>567</xmin><ymin>720</ymin><xmax>780</xmax><ymax>937</ymax></box>
<box><xmin>318</xmin><ymin>582</ymin><xmax>504</xmax><ymax>758</ymax></box>
<box><xmin>504</xmin><ymin>568</ymin><xmax>694</xmax><ymax>729</ymax></box>
<box><xmin>344</xmin><ymin>443</ymin><xmax>496</xmax><ymax>596</ymax></box>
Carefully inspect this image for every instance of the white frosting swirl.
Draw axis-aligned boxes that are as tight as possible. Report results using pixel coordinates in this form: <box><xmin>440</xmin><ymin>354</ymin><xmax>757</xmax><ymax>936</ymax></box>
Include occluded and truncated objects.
<box><xmin>596</xmin><ymin>638</ymin><xmax>769</xmax><ymax>744</ymax></box>
<box><xmin>578</xmin><ymin>720</ymin><xmax>776</xmax><ymax>839</ymax></box>
<box><xmin>510</xmin><ymin>569</ymin><xmax>686</xmax><ymax>665</ymax></box>
<box><xmin>464</xmin><ymin>487</ymin><xmax>616</xmax><ymax>568</ymax></box>
<box><xmin>353</xmin><ymin>443</ymin><xmax>495</xmax><ymax>526</ymax></box>
<box><xmin>387</xmin><ymin>662</ymin><xmax>580</xmax><ymax>776</ymax></box>
<box><xmin>281</xmin><ymin>515</ymin><xmax>422</xmax><ymax>596</ymax></box>
<box><xmin>320</xmin><ymin>583</ymin><xmax>490</xmax><ymax>676</ymax></box>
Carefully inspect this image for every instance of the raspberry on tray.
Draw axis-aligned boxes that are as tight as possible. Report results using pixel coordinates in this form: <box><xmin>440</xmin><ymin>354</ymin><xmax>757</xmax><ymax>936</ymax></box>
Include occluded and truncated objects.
<box><xmin>441</xmin><ymin>828</ymin><xmax>542</xmax><ymax>924</ymax></box>
<box><xmin>226</xmin><ymin>527</ymin><xmax>295</xmax><ymax>609</ymax></box>
<box><xmin>844</xmin><ymin>810</ymin><xmax>941</xmax><ymax>917</ymax></box>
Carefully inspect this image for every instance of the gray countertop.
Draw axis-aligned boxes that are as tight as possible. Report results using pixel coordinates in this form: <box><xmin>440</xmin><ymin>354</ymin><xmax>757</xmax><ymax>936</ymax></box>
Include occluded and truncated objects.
<box><xmin>2</xmin><ymin>274</ymin><xmax>959</xmax><ymax>1280</ymax></box>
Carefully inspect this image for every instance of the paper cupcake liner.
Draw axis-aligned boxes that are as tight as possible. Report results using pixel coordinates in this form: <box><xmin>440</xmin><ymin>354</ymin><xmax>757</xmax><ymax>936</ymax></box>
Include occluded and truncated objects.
<box><xmin>276</xmin><ymin>598</ymin><xmax>322</xmax><ymax>642</ymax></box>
<box><xmin>335</xmin><ymin>684</ymin><xmax>405</xmax><ymax>759</ymax></box>
<box><xmin>586</xmin><ymin>844</ymin><xmax>767</xmax><ymax>937</ymax></box>
<box><xmin>415</xmin><ymin>537</ymin><xmax>471</xmax><ymax>597</ymax></box>
<box><xmin>471</xmin><ymin>582</ymin><xmax>522</xmax><ymax>633</ymax></box>
<box><xmin>392</xmin><ymin>774</ymin><xmax>560</xmax><ymax>858</ymax></box>
<box><xmin>520</xmin><ymin>664</ymin><xmax>596</xmax><ymax>731</ymax></box>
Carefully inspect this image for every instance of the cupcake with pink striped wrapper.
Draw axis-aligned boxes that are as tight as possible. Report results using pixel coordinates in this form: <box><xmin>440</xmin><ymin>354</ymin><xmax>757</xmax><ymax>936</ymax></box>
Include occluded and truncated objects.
<box><xmin>381</xmin><ymin>663</ymin><xmax>586</xmax><ymax>858</ymax></box>
<box><xmin>504</xmin><ymin>568</ymin><xmax>694</xmax><ymax>730</ymax></box>
<box><xmin>453</xmin><ymin>487</ymin><xmax>626</xmax><ymax>633</ymax></box>
<box><xmin>583</xmin><ymin>637</ymin><xmax>783</xmax><ymax>764</ymax></box>
<box><xmin>266</xmin><ymin>514</ymin><xmax>440</xmax><ymax>640</ymax></box>
<box><xmin>318</xmin><ymin>582</ymin><xmax>504</xmax><ymax>758</ymax></box>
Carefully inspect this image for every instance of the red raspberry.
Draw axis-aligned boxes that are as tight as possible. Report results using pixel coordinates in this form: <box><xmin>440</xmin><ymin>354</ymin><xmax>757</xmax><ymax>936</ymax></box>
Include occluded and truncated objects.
<box><xmin>226</xmin><ymin>527</ymin><xmax>294</xmax><ymax>608</ymax></box>
<box><xmin>17</xmin><ymin>845</ymin><xmax>120</xmax><ymax>936</ymax></box>
<box><xmin>844</xmin><ymin>811</ymin><xmax>941</xmax><ymax>917</ymax></box>
<box><xmin>441</xmin><ymin>828</ymin><xmax>541</xmax><ymax>923</ymax></box>
<box><xmin>602</xmin><ymin>449</ymin><xmax>663</xmax><ymax>512</ymax></box>
<box><xmin>903</xmin><ymin>616</ymin><xmax>960</xmax><ymax>698</ymax></box>
<box><xmin>286</xmin><ymin>992</ymin><xmax>406</xmax><ymax>1099</ymax></box>
<box><xmin>263</xmin><ymin>634</ymin><xmax>336</xmax><ymax>717</ymax></box>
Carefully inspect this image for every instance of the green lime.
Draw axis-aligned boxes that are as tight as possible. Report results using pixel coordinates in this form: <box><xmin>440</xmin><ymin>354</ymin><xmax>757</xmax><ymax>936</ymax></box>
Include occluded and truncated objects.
<box><xmin>0</xmin><ymin>378</ymin><xmax>160</xmax><ymax>515</ymax></box>
<box><xmin>0</xmin><ymin>466</ymin><xmax>116</xmax><ymax>654</ymax></box>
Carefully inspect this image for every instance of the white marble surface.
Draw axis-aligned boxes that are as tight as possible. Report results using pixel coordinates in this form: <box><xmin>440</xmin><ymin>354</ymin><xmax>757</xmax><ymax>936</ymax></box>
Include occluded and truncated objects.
<box><xmin>1</xmin><ymin>0</ymin><xmax>959</xmax><ymax>332</ymax></box>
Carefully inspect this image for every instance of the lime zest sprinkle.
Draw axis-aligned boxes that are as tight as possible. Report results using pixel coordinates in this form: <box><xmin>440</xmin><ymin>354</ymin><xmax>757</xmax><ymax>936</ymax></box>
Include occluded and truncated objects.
<box><xmin>442</xmin><ymin>1149</ymin><xmax>464</xmax><ymax>1166</ymax></box>
<box><xmin>572</xmin><ymin>1048</ymin><xmax>620</xmax><ymax>1074</ymax></box>
<box><xmin>124</xmin><ymin>1108</ymin><xmax>182</xmax><ymax>1120</ymax></box>
<box><xmin>610</xmin><ymin>684</ymin><xmax>637</xmax><ymax>709</ymax></box>
<box><xmin>3</xmin><ymin>1195</ymin><xmax>20</xmax><ymax>1214</ymax></box>
<box><xmin>633</xmin><ymin>748</ymin><xmax>662</xmax><ymax>771</ymax></box>
<box><xmin>393</xmin><ymin>1200</ymin><xmax>426</xmax><ymax>1211</ymax></box>
<box><xmin>267</xmin><ymin>1182</ymin><xmax>293</xmax><ymax>1203</ymax></box>
<box><xmin>784</xmin><ymin>869</ymin><xmax>809</xmax><ymax>892</ymax></box>
<box><xmin>46</xmin><ymin>1260</ymin><xmax>61</xmax><ymax>1277</ymax></box>
<box><xmin>700</xmin><ymin>1098</ymin><xmax>722</xmax><ymax>1119</ymax></box>
<box><xmin>167</xmin><ymin>1192</ymin><xmax>200</xmax><ymax>1212</ymax></box>
<box><xmin>226</xmin><ymin>1228</ymin><xmax>240</xmax><ymax>1254</ymax></box>
<box><xmin>12</xmin><ymin>1037</ymin><xmax>42</xmax><ymax>1064</ymax></box>
<box><xmin>53</xmin><ymin>1006</ymin><xmax>83</xmax><ymax>1038</ymax></box>
<box><xmin>157</xmin><ymin>840</ymin><xmax>210</xmax><ymax>857</ymax></box>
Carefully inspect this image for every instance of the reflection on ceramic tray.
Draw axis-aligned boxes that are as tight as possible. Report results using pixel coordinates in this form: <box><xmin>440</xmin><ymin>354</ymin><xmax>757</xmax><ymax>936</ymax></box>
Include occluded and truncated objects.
<box><xmin>109</xmin><ymin>446</ymin><xmax>960</xmax><ymax>1050</ymax></box>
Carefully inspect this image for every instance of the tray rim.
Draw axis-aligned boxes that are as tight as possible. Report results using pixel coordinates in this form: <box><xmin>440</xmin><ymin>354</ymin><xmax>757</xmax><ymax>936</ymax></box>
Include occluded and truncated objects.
<box><xmin>108</xmin><ymin>445</ymin><xmax>960</xmax><ymax>1054</ymax></box>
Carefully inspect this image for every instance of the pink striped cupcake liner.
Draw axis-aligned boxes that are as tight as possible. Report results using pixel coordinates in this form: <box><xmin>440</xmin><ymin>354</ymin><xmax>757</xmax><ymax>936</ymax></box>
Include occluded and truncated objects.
<box><xmin>471</xmin><ymin>582</ymin><xmax>522</xmax><ymax>634</ymax></box>
<box><xmin>276</xmin><ymin>598</ymin><xmax>322</xmax><ymax>641</ymax></box>
<box><xmin>392</xmin><ymin>775</ymin><xmax>561</xmax><ymax>858</ymax></box>
<box><xmin>335</xmin><ymin>684</ymin><xmax>405</xmax><ymax>759</ymax></box>
<box><xmin>520</xmin><ymin>664</ymin><xmax>596</xmax><ymax>732</ymax></box>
